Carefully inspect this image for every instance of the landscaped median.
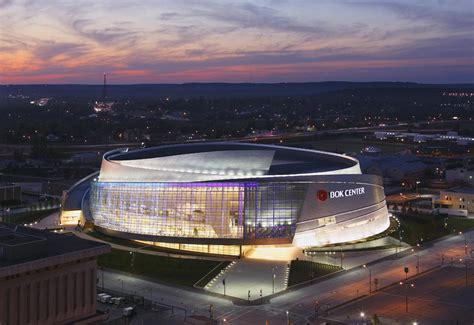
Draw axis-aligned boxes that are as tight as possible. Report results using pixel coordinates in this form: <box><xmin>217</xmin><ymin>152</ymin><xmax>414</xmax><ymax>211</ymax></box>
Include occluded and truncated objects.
<box><xmin>6</xmin><ymin>207</ymin><xmax>59</xmax><ymax>225</ymax></box>
<box><xmin>391</xmin><ymin>213</ymin><xmax>474</xmax><ymax>245</ymax></box>
<box><xmin>98</xmin><ymin>248</ymin><xmax>226</xmax><ymax>287</ymax></box>
<box><xmin>288</xmin><ymin>260</ymin><xmax>343</xmax><ymax>287</ymax></box>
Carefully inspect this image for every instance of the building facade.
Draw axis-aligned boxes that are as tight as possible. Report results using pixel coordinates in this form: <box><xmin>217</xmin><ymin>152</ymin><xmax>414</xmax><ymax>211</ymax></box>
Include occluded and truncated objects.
<box><xmin>0</xmin><ymin>223</ymin><xmax>110</xmax><ymax>325</ymax></box>
<box><xmin>445</xmin><ymin>167</ymin><xmax>474</xmax><ymax>186</ymax></box>
<box><xmin>64</xmin><ymin>143</ymin><xmax>391</xmax><ymax>256</ymax></box>
<box><xmin>434</xmin><ymin>187</ymin><xmax>474</xmax><ymax>217</ymax></box>
<box><xmin>0</xmin><ymin>183</ymin><xmax>22</xmax><ymax>204</ymax></box>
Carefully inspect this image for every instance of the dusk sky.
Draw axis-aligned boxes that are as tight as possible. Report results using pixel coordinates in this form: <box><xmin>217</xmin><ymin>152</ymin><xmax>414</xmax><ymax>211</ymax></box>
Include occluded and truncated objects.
<box><xmin>1</xmin><ymin>0</ymin><xmax>473</xmax><ymax>84</ymax></box>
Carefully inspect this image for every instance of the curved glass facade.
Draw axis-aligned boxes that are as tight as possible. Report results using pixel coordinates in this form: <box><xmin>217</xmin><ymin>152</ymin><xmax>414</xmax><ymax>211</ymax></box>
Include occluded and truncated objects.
<box><xmin>89</xmin><ymin>181</ymin><xmax>307</xmax><ymax>241</ymax></box>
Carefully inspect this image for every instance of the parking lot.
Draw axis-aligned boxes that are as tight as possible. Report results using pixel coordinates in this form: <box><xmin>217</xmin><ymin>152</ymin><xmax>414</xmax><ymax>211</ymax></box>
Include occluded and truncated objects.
<box><xmin>96</xmin><ymin>289</ymin><xmax>190</xmax><ymax>324</ymax></box>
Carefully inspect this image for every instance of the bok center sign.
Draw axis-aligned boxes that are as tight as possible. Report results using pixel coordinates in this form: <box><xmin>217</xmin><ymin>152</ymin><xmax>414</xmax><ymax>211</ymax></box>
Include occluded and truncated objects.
<box><xmin>330</xmin><ymin>187</ymin><xmax>365</xmax><ymax>198</ymax></box>
<box><xmin>317</xmin><ymin>187</ymin><xmax>366</xmax><ymax>201</ymax></box>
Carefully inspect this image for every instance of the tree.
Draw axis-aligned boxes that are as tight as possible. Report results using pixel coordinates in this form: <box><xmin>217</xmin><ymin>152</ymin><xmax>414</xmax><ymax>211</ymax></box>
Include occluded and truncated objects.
<box><xmin>372</xmin><ymin>313</ymin><xmax>380</xmax><ymax>324</ymax></box>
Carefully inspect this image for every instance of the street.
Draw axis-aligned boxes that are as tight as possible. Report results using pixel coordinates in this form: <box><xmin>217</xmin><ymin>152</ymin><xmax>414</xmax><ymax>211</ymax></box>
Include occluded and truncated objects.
<box><xmin>99</xmin><ymin>229</ymin><xmax>474</xmax><ymax>324</ymax></box>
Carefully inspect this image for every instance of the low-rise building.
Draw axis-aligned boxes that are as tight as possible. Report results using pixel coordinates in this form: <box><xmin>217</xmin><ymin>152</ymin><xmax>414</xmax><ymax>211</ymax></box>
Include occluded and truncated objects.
<box><xmin>433</xmin><ymin>187</ymin><xmax>474</xmax><ymax>217</ymax></box>
<box><xmin>0</xmin><ymin>223</ymin><xmax>110</xmax><ymax>324</ymax></box>
<box><xmin>357</xmin><ymin>153</ymin><xmax>428</xmax><ymax>184</ymax></box>
<box><xmin>445</xmin><ymin>167</ymin><xmax>474</xmax><ymax>186</ymax></box>
<box><xmin>0</xmin><ymin>183</ymin><xmax>22</xmax><ymax>204</ymax></box>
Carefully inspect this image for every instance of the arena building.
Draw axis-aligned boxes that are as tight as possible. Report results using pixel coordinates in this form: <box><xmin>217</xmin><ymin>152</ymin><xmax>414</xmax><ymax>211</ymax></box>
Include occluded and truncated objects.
<box><xmin>61</xmin><ymin>143</ymin><xmax>390</xmax><ymax>256</ymax></box>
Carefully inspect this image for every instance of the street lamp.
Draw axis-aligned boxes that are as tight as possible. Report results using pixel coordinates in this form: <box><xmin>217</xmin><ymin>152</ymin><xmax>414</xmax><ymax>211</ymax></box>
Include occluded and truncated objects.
<box><xmin>363</xmin><ymin>264</ymin><xmax>372</xmax><ymax>293</ymax></box>
<box><xmin>411</xmin><ymin>248</ymin><xmax>420</xmax><ymax>274</ymax></box>
<box><xmin>101</xmin><ymin>267</ymin><xmax>105</xmax><ymax>291</ymax></box>
<box><xmin>272</xmin><ymin>267</ymin><xmax>276</xmax><ymax>293</ymax></box>
<box><xmin>400</xmin><ymin>281</ymin><xmax>415</xmax><ymax>312</ymax></box>
<box><xmin>340</xmin><ymin>246</ymin><xmax>344</xmax><ymax>268</ymax></box>
<box><xmin>129</xmin><ymin>251</ymin><xmax>135</xmax><ymax>273</ymax></box>
<box><xmin>460</xmin><ymin>231</ymin><xmax>468</xmax><ymax>256</ymax></box>
<box><xmin>398</xmin><ymin>229</ymin><xmax>404</xmax><ymax>253</ymax></box>
<box><xmin>286</xmin><ymin>310</ymin><xmax>289</xmax><ymax>325</ymax></box>
<box><xmin>460</xmin><ymin>258</ymin><xmax>468</xmax><ymax>285</ymax></box>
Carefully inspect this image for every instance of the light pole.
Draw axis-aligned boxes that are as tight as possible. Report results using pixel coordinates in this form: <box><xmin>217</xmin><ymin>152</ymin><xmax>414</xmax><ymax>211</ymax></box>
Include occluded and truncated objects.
<box><xmin>360</xmin><ymin>311</ymin><xmax>366</xmax><ymax>324</ymax></box>
<box><xmin>398</xmin><ymin>229</ymin><xmax>404</xmax><ymax>253</ymax></box>
<box><xmin>314</xmin><ymin>300</ymin><xmax>320</xmax><ymax>319</ymax></box>
<box><xmin>415</xmin><ymin>180</ymin><xmax>420</xmax><ymax>196</ymax></box>
<box><xmin>460</xmin><ymin>258</ymin><xmax>468</xmax><ymax>285</ymax></box>
<box><xmin>363</xmin><ymin>264</ymin><xmax>372</xmax><ymax>293</ymax></box>
<box><xmin>400</xmin><ymin>281</ymin><xmax>415</xmax><ymax>312</ymax></box>
<box><xmin>412</xmin><ymin>248</ymin><xmax>419</xmax><ymax>274</ymax></box>
<box><xmin>101</xmin><ymin>267</ymin><xmax>105</xmax><ymax>291</ymax></box>
<box><xmin>340</xmin><ymin>246</ymin><xmax>344</xmax><ymax>268</ymax></box>
<box><xmin>286</xmin><ymin>310</ymin><xmax>289</xmax><ymax>325</ymax></box>
<box><xmin>272</xmin><ymin>267</ymin><xmax>276</xmax><ymax>294</ymax></box>
<box><xmin>129</xmin><ymin>251</ymin><xmax>135</xmax><ymax>273</ymax></box>
<box><xmin>222</xmin><ymin>278</ymin><xmax>226</xmax><ymax>296</ymax></box>
<box><xmin>460</xmin><ymin>231</ymin><xmax>468</xmax><ymax>256</ymax></box>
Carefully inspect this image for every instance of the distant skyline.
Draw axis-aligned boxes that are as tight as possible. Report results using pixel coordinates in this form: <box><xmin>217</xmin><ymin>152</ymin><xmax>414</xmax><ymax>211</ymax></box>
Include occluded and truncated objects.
<box><xmin>1</xmin><ymin>0</ymin><xmax>473</xmax><ymax>84</ymax></box>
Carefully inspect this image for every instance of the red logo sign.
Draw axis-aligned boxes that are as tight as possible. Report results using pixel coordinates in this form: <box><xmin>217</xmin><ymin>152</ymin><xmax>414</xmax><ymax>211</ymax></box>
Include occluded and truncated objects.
<box><xmin>317</xmin><ymin>190</ymin><xmax>328</xmax><ymax>202</ymax></box>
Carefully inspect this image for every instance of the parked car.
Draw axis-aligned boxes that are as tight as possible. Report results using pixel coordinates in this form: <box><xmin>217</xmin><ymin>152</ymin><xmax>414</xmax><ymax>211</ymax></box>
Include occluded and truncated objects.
<box><xmin>100</xmin><ymin>295</ymin><xmax>112</xmax><ymax>303</ymax></box>
<box><xmin>123</xmin><ymin>307</ymin><xmax>135</xmax><ymax>317</ymax></box>
<box><xmin>97</xmin><ymin>293</ymin><xmax>108</xmax><ymax>302</ymax></box>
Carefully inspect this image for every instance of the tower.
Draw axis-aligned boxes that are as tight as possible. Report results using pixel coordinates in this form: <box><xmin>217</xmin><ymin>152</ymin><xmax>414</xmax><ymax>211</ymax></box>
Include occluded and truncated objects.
<box><xmin>102</xmin><ymin>73</ymin><xmax>107</xmax><ymax>100</ymax></box>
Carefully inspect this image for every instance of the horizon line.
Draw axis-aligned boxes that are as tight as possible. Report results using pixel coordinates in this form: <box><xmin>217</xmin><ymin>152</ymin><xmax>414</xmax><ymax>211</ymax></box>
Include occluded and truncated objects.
<box><xmin>2</xmin><ymin>81</ymin><xmax>474</xmax><ymax>86</ymax></box>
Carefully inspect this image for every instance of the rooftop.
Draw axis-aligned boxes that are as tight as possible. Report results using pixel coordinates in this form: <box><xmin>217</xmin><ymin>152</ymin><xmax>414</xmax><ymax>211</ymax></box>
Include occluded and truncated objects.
<box><xmin>443</xmin><ymin>187</ymin><xmax>474</xmax><ymax>195</ymax></box>
<box><xmin>99</xmin><ymin>143</ymin><xmax>360</xmax><ymax>182</ymax></box>
<box><xmin>0</xmin><ymin>222</ymin><xmax>110</xmax><ymax>272</ymax></box>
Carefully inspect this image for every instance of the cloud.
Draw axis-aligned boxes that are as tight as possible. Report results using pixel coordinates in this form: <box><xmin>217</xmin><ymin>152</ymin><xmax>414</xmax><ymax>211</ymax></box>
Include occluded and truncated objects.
<box><xmin>72</xmin><ymin>18</ymin><xmax>137</xmax><ymax>44</ymax></box>
<box><xmin>1</xmin><ymin>0</ymin><xmax>472</xmax><ymax>83</ymax></box>
<box><xmin>33</xmin><ymin>42</ymin><xmax>89</xmax><ymax>61</ymax></box>
<box><xmin>187</xmin><ymin>2</ymin><xmax>329</xmax><ymax>35</ymax></box>
<box><xmin>0</xmin><ymin>0</ymin><xmax>12</xmax><ymax>8</ymax></box>
<box><xmin>160</xmin><ymin>12</ymin><xmax>179</xmax><ymax>21</ymax></box>
<box><xmin>352</xmin><ymin>1</ymin><xmax>474</xmax><ymax>31</ymax></box>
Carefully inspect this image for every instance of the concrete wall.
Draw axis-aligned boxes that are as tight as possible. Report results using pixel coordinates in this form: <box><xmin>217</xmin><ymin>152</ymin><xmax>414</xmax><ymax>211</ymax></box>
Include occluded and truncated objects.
<box><xmin>0</xmin><ymin>258</ymin><xmax>98</xmax><ymax>325</ymax></box>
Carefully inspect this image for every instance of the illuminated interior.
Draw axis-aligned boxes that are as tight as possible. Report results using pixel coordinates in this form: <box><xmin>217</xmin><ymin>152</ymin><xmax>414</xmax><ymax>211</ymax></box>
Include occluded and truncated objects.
<box><xmin>89</xmin><ymin>181</ymin><xmax>306</xmax><ymax>240</ymax></box>
<box><xmin>137</xmin><ymin>240</ymin><xmax>241</xmax><ymax>256</ymax></box>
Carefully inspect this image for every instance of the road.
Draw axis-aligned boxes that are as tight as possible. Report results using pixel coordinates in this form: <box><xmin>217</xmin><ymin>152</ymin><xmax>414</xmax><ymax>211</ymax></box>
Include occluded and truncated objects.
<box><xmin>100</xmin><ymin>229</ymin><xmax>474</xmax><ymax>324</ymax></box>
<box><xmin>328</xmin><ymin>264</ymin><xmax>474</xmax><ymax>324</ymax></box>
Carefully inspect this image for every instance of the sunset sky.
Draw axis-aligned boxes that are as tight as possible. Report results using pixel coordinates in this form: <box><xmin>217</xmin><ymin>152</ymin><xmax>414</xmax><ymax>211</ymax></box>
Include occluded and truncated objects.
<box><xmin>1</xmin><ymin>0</ymin><xmax>473</xmax><ymax>84</ymax></box>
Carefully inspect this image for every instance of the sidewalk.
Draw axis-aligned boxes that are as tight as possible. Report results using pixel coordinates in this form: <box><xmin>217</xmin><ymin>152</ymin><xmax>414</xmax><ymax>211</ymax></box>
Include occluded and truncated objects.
<box><xmin>204</xmin><ymin>259</ymin><xmax>289</xmax><ymax>300</ymax></box>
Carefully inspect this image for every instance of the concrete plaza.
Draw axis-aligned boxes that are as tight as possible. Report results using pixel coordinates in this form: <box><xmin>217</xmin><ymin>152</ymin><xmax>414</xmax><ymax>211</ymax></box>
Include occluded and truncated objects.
<box><xmin>204</xmin><ymin>259</ymin><xmax>289</xmax><ymax>300</ymax></box>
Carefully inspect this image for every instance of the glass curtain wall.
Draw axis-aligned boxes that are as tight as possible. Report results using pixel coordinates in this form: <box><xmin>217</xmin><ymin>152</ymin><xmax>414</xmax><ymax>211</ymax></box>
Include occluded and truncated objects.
<box><xmin>90</xmin><ymin>181</ymin><xmax>307</xmax><ymax>241</ymax></box>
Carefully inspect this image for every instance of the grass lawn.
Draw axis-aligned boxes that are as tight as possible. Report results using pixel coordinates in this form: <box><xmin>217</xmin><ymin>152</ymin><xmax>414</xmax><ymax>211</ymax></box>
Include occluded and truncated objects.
<box><xmin>6</xmin><ymin>208</ymin><xmax>58</xmax><ymax>225</ymax></box>
<box><xmin>194</xmin><ymin>261</ymin><xmax>231</xmax><ymax>288</ymax></box>
<box><xmin>391</xmin><ymin>213</ymin><xmax>474</xmax><ymax>246</ymax></box>
<box><xmin>288</xmin><ymin>260</ymin><xmax>342</xmax><ymax>287</ymax></box>
<box><xmin>97</xmin><ymin>248</ymin><xmax>223</xmax><ymax>287</ymax></box>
